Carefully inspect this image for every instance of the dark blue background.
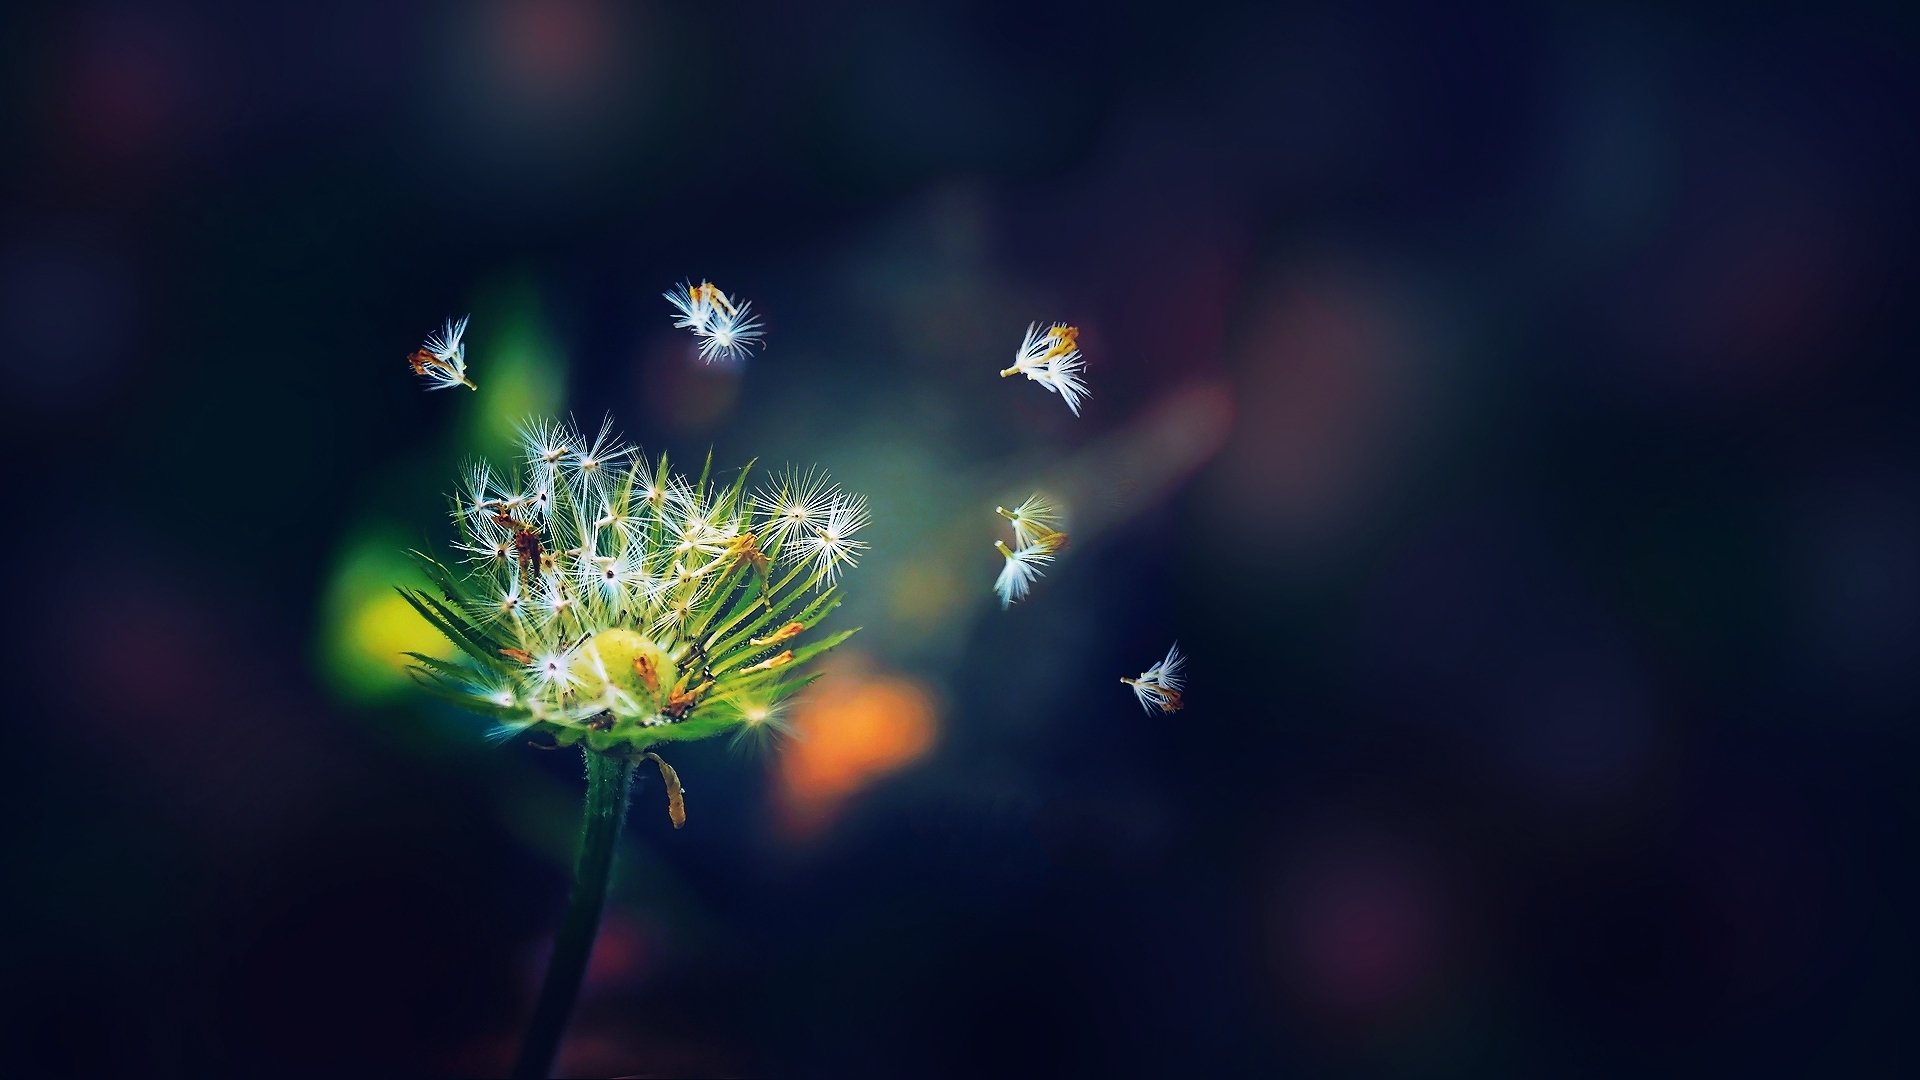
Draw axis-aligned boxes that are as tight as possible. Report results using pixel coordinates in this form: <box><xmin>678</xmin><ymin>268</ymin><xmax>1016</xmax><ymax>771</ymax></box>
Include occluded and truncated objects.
<box><xmin>5</xmin><ymin>2</ymin><xmax>1915</xmax><ymax>1076</ymax></box>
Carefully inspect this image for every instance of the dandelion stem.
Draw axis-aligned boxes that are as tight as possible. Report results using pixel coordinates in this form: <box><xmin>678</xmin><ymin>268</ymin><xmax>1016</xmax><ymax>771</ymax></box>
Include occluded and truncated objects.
<box><xmin>512</xmin><ymin>749</ymin><xmax>634</xmax><ymax>1079</ymax></box>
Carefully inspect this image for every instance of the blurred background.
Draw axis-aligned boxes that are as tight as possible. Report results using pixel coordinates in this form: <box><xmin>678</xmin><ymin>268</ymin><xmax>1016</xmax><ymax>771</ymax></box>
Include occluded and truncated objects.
<box><xmin>4</xmin><ymin>1</ymin><xmax>1916</xmax><ymax>1076</ymax></box>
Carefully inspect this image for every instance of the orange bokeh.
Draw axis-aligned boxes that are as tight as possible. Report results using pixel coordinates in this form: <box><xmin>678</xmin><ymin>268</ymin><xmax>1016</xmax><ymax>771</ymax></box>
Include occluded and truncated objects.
<box><xmin>773</xmin><ymin>654</ymin><xmax>939</xmax><ymax>838</ymax></box>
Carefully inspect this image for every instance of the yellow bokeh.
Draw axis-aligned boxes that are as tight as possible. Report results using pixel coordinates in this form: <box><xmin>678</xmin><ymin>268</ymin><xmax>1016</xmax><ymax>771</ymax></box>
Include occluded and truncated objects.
<box><xmin>466</xmin><ymin>281</ymin><xmax>567</xmax><ymax>454</ymax></box>
<box><xmin>318</xmin><ymin>529</ymin><xmax>453</xmax><ymax>702</ymax></box>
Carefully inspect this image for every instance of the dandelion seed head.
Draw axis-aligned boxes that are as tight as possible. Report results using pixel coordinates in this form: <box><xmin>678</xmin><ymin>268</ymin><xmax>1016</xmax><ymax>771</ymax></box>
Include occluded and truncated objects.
<box><xmin>406</xmin><ymin>416</ymin><xmax>866</xmax><ymax>751</ymax></box>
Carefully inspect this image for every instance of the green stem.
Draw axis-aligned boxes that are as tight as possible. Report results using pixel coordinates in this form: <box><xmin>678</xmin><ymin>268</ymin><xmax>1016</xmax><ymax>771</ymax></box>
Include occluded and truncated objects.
<box><xmin>512</xmin><ymin>750</ymin><xmax>634</xmax><ymax>1079</ymax></box>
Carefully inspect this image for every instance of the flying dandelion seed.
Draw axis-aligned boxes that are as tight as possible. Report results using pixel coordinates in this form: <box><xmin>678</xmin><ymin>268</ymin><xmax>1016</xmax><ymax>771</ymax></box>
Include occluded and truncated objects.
<box><xmin>664</xmin><ymin>279</ymin><xmax>764</xmax><ymax>362</ymax></box>
<box><xmin>1120</xmin><ymin>642</ymin><xmax>1186</xmax><ymax>714</ymax></box>
<box><xmin>996</xmin><ymin>492</ymin><xmax>1068</xmax><ymax>551</ymax></box>
<box><xmin>1000</xmin><ymin>322</ymin><xmax>1089</xmax><ymax>416</ymax></box>
<box><xmin>663</xmin><ymin>280</ymin><xmax>720</xmax><ymax>329</ymax></box>
<box><xmin>993</xmin><ymin>539</ymin><xmax>1052</xmax><ymax>608</ymax></box>
<box><xmin>697</xmin><ymin>300</ymin><xmax>764</xmax><ymax>363</ymax></box>
<box><xmin>408</xmin><ymin>314</ymin><xmax>477</xmax><ymax>391</ymax></box>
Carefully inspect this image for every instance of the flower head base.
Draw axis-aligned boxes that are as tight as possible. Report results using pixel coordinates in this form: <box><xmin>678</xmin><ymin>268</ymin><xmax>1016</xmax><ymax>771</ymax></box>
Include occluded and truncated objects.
<box><xmin>409</xmin><ymin>315</ymin><xmax>477</xmax><ymax>391</ymax></box>
<box><xmin>1001</xmin><ymin>322</ymin><xmax>1089</xmax><ymax>416</ymax></box>
<box><xmin>1121</xmin><ymin>642</ymin><xmax>1186</xmax><ymax>714</ymax></box>
<box><xmin>402</xmin><ymin>416</ymin><xmax>864</xmax><ymax>755</ymax></box>
<box><xmin>665</xmin><ymin>280</ymin><xmax>765</xmax><ymax>363</ymax></box>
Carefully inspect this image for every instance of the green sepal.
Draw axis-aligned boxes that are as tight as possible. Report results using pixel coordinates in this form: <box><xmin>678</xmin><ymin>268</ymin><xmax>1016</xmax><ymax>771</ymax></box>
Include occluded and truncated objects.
<box><xmin>719</xmin><ymin>627</ymin><xmax>860</xmax><ymax>688</ymax></box>
<box><xmin>396</xmin><ymin>587</ymin><xmax>512</xmax><ymax>676</ymax></box>
<box><xmin>709</xmin><ymin>585</ymin><xmax>838</xmax><ymax>664</ymax></box>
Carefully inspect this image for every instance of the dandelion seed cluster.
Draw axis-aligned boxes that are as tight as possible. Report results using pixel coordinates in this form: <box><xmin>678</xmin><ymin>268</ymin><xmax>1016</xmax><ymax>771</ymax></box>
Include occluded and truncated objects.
<box><xmin>403</xmin><ymin>416</ymin><xmax>867</xmax><ymax>754</ymax></box>
<box><xmin>988</xmin><ymin>321</ymin><xmax>1189</xmax><ymax>707</ymax></box>
<box><xmin>664</xmin><ymin>280</ymin><xmax>765</xmax><ymax>363</ymax></box>
<box><xmin>991</xmin><ymin>493</ymin><xmax>1068</xmax><ymax>608</ymax></box>
<box><xmin>1002</xmin><ymin>322</ymin><xmax>1090</xmax><ymax>416</ymax></box>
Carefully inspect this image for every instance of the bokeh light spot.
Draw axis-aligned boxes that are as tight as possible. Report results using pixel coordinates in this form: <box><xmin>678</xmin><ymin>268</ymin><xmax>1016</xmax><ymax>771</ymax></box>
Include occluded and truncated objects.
<box><xmin>774</xmin><ymin>655</ymin><xmax>938</xmax><ymax>838</ymax></box>
<box><xmin>318</xmin><ymin>529</ymin><xmax>452</xmax><ymax>702</ymax></box>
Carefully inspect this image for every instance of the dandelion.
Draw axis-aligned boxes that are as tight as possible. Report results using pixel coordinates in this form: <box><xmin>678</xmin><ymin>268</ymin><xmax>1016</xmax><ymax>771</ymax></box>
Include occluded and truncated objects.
<box><xmin>1000</xmin><ymin>322</ymin><xmax>1089</xmax><ymax>416</ymax></box>
<box><xmin>408</xmin><ymin>314</ymin><xmax>477</xmax><ymax>391</ymax></box>
<box><xmin>993</xmin><ymin>539</ymin><xmax>1052</xmax><ymax>608</ymax></box>
<box><xmin>664</xmin><ymin>279</ymin><xmax>764</xmax><ymax>362</ymax></box>
<box><xmin>996</xmin><ymin>493</ymin><xmax>1066</xmax><ymax>551</ymax></box>
<box><xmin>399</xmin><ymin>413</ymin><xmax>869</xmax><ymax>1078</ymax></box>
<box><xmin>1120</xmin><ymin>642</ymin><xmax>1186</xmax><ymax>714</ymax></box>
